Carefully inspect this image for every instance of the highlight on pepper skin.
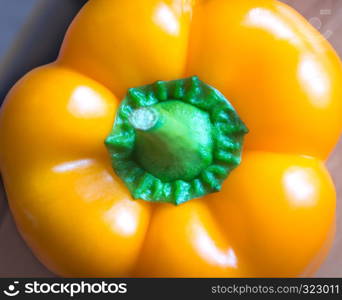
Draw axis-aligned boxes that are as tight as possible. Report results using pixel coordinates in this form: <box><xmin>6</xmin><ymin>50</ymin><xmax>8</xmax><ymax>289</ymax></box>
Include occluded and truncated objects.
<box><xmin>0</xmin><ymin>0</ymin><xmax>341</xmax><ymax>278</ymax></box>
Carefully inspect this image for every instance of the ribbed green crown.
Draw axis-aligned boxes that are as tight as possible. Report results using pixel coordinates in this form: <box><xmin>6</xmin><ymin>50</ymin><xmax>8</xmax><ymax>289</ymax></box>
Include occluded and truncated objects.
<box><xmin>105</xmin><ymin>77</ymin><xmax>248</xmax><ymax>205</ymax></box>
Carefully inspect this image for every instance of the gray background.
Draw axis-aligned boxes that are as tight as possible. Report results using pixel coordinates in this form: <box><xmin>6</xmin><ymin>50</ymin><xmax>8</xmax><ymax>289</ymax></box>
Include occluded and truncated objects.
<box><xmin>0</xmin><ymin>0</ymin><xmax>341</xmax><ymax>277</ymax></box>
<box><xmin>0</xmin><ymin>0</ymin><xmax>37</xmax><ymax>59</ymax></box>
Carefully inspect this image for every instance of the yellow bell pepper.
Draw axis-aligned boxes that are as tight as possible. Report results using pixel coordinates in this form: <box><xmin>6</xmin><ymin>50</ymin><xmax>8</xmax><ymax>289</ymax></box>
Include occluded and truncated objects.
<box><xmin>0</xmin><ymin>0</ymin><xmax>342</xmax><ymax>277</ymax></box>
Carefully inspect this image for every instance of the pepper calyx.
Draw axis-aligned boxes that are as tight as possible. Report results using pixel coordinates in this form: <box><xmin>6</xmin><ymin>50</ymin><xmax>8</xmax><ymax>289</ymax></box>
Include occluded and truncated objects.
<box><xmin>105</xmin><ymin>76</ymin><xmax>248</xmax><ymax>205</ymax></box>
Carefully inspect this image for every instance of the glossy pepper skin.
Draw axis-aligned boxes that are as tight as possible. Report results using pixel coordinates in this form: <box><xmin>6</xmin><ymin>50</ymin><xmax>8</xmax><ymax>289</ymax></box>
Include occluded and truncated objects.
<box><xmin>0</xmin><ymin>0</ymin><xmax>341</xmax><ymax>277</ymax></box>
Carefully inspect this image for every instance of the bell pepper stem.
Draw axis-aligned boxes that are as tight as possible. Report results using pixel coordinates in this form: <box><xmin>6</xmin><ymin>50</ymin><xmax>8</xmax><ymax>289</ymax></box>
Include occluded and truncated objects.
<box><xmin>129</xmin><ymin>101</ymin><xmax>213</xmax><ymax>182</ymax></box>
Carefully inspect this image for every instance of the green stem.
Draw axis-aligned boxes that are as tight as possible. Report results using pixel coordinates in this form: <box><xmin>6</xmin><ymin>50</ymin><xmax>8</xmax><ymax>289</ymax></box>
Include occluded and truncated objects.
<box><xmin>130</xmin><ymin>101</ymin><xmax>213</xmax><ymax>182</ymax></box>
